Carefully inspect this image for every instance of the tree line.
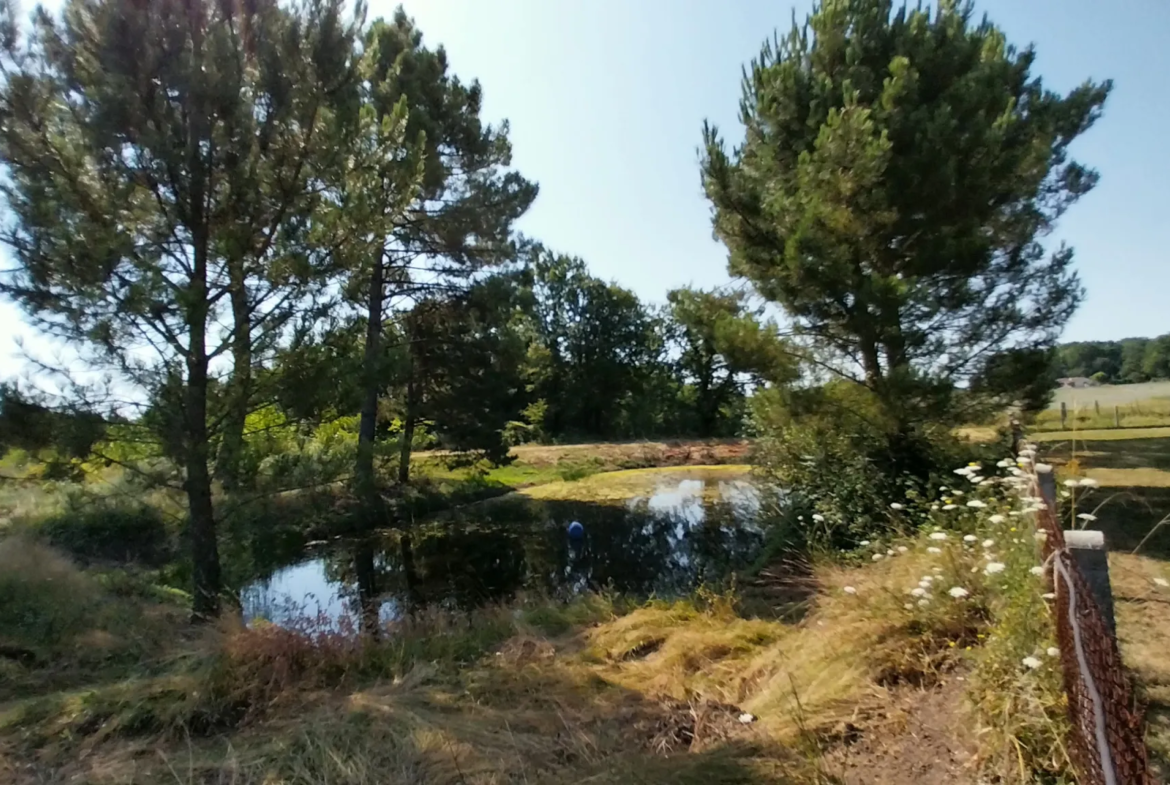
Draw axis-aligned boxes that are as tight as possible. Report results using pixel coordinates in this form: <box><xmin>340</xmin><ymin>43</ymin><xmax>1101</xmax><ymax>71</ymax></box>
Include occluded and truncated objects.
<box><xmin>1052</xmin><ymin>335</ymin><xmax>1170</xmax><ymax>384</ymax></box>
<box><xmin>0</xmin><ymin>0</ymin><xmax>1109</xmax><ymax>614</ymax></box>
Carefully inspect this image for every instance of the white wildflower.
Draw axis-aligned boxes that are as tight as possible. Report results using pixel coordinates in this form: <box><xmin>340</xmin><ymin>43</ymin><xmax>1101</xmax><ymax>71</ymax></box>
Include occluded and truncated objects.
<box><xmin>890</xmin><ymin>502</ymin><xmax>905</xmax><ymax>510</ymax></box>
<box><xmin>963</xmin><ymin>534</ymin><xmax>978</xmax><ymax>543</ymax></box>
<box><xmin>911</xmin><ymin>587</ymin><xmax>928</xmax><ymax>597</ymax></box>
<box><xmin>897</xmin><ymin>546</ymin><xmax>909</xmax><ymax>553</ymax></box>
<box><xmin>872</xmin><ymin>554</ymin><xmax>884</xmax><ymax>561</ymax></box>
<box><xmin>932</xmin><ymin>567</ymin><xmax>943</xmax><ymax>574</ymax></box>
<box><xmin>1077</xmin><ymin>513</ymin><xmax>1097</xmax><ymax>522</ymax></box>
<box><xmin>931</xmin><ymin>504</ymin><xmax>941</xmax><ymax>510</ymax></box>
<box><xmin>887</xmin><ymin>549</ymin><xmax>895</xmax><ymax>556</ymax></box>
<box><xmin>954</xmin><ymin>467</ymin><xmax>974</xmax><ymax>476</ymax></box>
<box><xmin>988</xmin><ymin>514</ymin><xmax>1006</xmax><ymax>524</ymax></box>
<box><xmin>1047</xmin><ymin>647</ymin><xmax>1060</xmax><ymax>657</ymax></box>
<box><xmin>1017</xmin><ymin>455</ymin><xmax>1032</xmax><ymax>465</ymax></box>
<box><xmin>1034</xmin><ymin>531</ymin><xmax>1048</xmax><ymax>542</ymax></box>
<box><xmin>1154</xmin><ymin>578</ymin><xmax>1170</xmax><ymax>588</ymax></box>
<box><xmin>929</xmin><ymin>532</ymin><xmax>948</xmax><ymax>541</ymax></box>
<box><xmin>996</xmin><ymin>459</ymin><xmax>1014</xmax><ymax>468</ymax></box>
<box><xmin>904</xmin><ymin>603</ymin><xmax>915</xmax><ymax>610</ymax></box>
<box><xmin>982</xmin><ymin>539</ymin><xmax>995</xmax><ymax>548</ymax></box>
<box><xmin>843</xmin><ymin>586</ymin><xmax>857</xmax><ymax>595</ymax></box>
<box><xmin>953</xmin><ymin>490</ymin><xmax>965</xmax><ymax>497</ymax></box>
<box><xmin>921</xmin><ymin>575</ymin><xmax>935</xmax><ymax>583</ymax></box>
<box><xmin>917</xmin><ymin>598</ymin><xmax>931</xmax><ymax>607</ymax></box>
<box><xmin>918</xmin><ymin>580</ymin><xmax>933</xmax><ymax>589</ymax></box>
<box><xmin>927</xmin><ymin>546</ymin><xmax>941</xmax><ymax>554</ymax></box>
<box><xmin>1079</xmin><ymin>478</ymin><xmax>1100</xmax><ymax>488</ymax></box>
<box><xmin>966</xmin><ymin>500</ymin><xmax>987</xmax><ymax>508</ymax></box>
<box><xmin>812</xmin><ymin>514</ymin><xmax>825</xmax><ymax>522</ymax></box>
<box><xmin>984</xmin><ymin>562</ymin><xmax>1006</xmax><ymax>575</ymax></box>
<box><xmin>948</xmin><ymin>586</ymin><xmax>970</xmax><ymax>599</ymax></box>
<box><xmin>1022</xmin><ymin>656</ymin><xmax>1042</xmax><ymax>670</ymax></box>
<box><xmin>943</xmin><ymin>504</ymin><xmax>958</xmax><ymax>510</ymax></box>
<box><xmin>1042</xmin><ymin>592</ymin><xmax>1056</xmax><ymax>600</ymax></box>
<box><xmin>969</xmin><ymin>475</ymin><xmax>984</xmax><ymax>484</ymax></box>
<box><xmin>1063</xmin><ymin>479</ymin><xmax>1080</xmax><ymax>487</ymax></box>
<box><xmin>1035</xmin><ymin>463</ymin><xmax>1053</xmax><ymax>473</ymax></box>
<box><xmin>859</xmin><ymin>540</ymin><xmax>870</xmax><ymax>546</ymax></box>
<box><xmin>1030</xmin><ymin>566</ymin><xmax>1045</xmax><ymax>576</ymax></box>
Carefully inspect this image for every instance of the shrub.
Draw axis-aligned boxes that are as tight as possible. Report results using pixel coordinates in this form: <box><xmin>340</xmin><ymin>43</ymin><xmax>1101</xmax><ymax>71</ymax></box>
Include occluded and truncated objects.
<box><xmin>0</xmin><ymin>537</ymin><xmax>103</xmax><ymax>651</ymax></box>
<box><xmin>38</xmin><ymin>498</ymin><xmax>171</xmax><ymax>564</ymax></box>
<box><xmin>750</xmin><ymin>383</ymin><xmax>997</xmax><ymax>548</ymax></box>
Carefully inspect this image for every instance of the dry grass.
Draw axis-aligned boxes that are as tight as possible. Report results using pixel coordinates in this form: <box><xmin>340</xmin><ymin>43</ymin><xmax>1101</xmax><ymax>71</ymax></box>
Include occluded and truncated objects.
<box><xmin>0</xmin><ymin>543</ymin><xmax>986</xmax><ymax>785</ymax></box>
<box><xmin>1109</xmin><ymin>552</ymin><xmax>1170</xmax><ymax>778</ymax></box>
<box><xmin>0</xmin><ymin>499</ymin><xmax>1072</xmax><ymax>785</ymax></box>
<box><xmin>1048</xmin><ymin>383</ymin><xmax>1170</xmax><ymax>410</ymax></box>
<box><xmin>521</xmin><ymin>464</ymin><xmax>751</xmax><ymax>503</ymax></box>
<box><xmin>1032</xmin><ymin>426</ymin><xmax>1170</xmax><ymax>442</ymax></box>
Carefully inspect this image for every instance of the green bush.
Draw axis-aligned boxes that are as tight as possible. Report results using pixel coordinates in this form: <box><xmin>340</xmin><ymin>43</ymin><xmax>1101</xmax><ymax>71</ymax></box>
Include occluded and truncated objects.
<box><xmin>750</xmin><ymin>383</ymin><xmax>995</xmax><ymax>548</ymax></box>
<box><xmin>0</xmin><ymin>537</ymin><xmax>103</xmax><ymax>651</ymax></box>
<box><xmin>38</xmin><ymin>500</ymin><xmax>171</xmax><ymax>565</ymax></box>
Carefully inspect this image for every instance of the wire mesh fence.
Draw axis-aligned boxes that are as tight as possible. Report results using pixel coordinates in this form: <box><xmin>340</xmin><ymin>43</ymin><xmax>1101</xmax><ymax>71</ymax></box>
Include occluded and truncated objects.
<box><xmin>1032</xmin><ymin>470</ymin><xmax>1153</xmax><ymax>784</ymax></box>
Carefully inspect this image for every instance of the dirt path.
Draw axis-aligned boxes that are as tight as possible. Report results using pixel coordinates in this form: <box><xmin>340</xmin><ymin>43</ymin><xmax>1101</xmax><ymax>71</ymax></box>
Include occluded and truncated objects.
<box><xmin>822</xmin><ymin>676</ymin><xmax>980</xmax><ymax>784</ymax></box>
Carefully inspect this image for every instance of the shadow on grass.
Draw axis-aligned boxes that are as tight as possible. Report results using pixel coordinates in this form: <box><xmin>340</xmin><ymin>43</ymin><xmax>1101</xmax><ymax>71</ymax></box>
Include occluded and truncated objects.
<box><xmin>14</xmin><ymin>652</ymin><xmax>829</xmax><ymax>784</ymax></box>
<box><xmin>1049</xmin><ymin>437</ymin><xmax>1170</xmax><ymax>473</ymax></box>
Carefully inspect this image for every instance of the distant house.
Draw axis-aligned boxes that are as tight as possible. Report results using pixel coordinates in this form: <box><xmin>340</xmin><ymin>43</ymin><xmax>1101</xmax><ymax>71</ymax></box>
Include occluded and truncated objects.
<box><xmin>1057</xmin><ymin>376</ymin><xmax>1098</xmax><ymax>389</ymax></box>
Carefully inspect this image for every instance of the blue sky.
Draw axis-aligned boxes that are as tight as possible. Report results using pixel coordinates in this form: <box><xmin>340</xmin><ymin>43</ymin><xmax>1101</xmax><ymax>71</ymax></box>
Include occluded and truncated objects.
<box><xmin>2</xmin><ymin>0</ymin><xmax>1167</xmax><ymax>375</ymax></box>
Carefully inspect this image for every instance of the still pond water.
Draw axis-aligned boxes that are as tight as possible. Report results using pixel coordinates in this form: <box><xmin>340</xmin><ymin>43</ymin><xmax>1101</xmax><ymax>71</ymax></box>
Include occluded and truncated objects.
<box><xmin>241</xmin><ymin>467</ymin><xmax>763</xmax><ymax>628</ymax></box>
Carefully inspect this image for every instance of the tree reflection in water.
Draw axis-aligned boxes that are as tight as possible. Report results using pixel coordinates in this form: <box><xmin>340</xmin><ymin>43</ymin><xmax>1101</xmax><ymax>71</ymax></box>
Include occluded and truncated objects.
<box><xmin>241</xmin><ymin>470</ymin><xmax>762</xmax><ymax>629</ymax></box>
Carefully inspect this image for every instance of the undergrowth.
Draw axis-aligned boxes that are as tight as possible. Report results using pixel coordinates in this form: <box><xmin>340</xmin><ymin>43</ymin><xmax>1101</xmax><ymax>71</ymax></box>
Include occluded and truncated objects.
<box><xmin>0</xmin><ymin>449</ymin><xmax>1082</xmax><ymax>784</ymax></box>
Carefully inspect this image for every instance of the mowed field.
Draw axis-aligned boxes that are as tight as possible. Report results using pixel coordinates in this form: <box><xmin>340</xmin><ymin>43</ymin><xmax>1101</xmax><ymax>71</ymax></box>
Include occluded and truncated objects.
<box><xmin>1040</xmin><ymin>427</ymin><xmax>1170</xmax><ymax>766</ymax></box>
<box><xmin>1048</xmin><ymin>381</ymin><xmax>1170</xmax><ymax>409</ymax></box>
<box><xmin>1036</xmin><ymin>382</ymin><xmax>1170</xmax><ymax>432</ymax></box>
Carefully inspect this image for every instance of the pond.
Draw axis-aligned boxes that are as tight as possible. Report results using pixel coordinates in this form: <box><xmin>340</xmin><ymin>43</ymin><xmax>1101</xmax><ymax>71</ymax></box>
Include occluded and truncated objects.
<box><xmin>240</xmin><ymin>466</ymin><xmax>764</xmax><ymax>629</ymax></box>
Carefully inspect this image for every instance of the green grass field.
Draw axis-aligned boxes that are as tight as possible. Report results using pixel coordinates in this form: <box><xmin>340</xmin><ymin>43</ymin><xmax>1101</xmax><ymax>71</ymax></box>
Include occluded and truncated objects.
<box><xmin>1048</xmin><ymin>381</ymin><xmax>1170</xmax><ymax>409</ymax></box>
<box><xmin>1035</xmin><ymin>384</ymin><xmax>1170</xmax><ymax>432</ymax></box>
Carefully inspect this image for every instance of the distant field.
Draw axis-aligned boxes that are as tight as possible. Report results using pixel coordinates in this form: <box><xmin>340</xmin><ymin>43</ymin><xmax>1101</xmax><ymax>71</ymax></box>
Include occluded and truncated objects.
<box><xmin>1048</xmin><ymin>381</ymin><xmax>1170</xmax><ymax>409</ymax></box>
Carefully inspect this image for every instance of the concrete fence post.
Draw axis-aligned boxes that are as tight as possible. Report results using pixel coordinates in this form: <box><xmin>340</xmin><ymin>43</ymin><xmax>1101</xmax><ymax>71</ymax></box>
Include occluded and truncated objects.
<box><xmin>1064</xmin><ymin>529</ymin><xmax>1117</xmax><ymax>636</ymax></box>
<box><xmin>1035</xmin><ymin>469</ymin><xmax>1118</xmax><ymax>637</ymax></box>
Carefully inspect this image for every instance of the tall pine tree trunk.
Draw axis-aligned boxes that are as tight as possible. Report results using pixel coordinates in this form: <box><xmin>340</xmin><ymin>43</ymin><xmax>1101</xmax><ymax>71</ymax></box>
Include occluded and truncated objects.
<box><xmin>216</xmin><ymin>259</ymin><xmax>251</xmax><ymax>491</ymax></box>
<box><xmin>398</xmin><ymin>354</ymin><xmax>417</xmax><ymax>485</ymax></box>
<box><xmin>187</xmin><ymin>236</ymin><xmax>221</xmax><ymax>621</ymax></box>
<box><xmin>185</xmin><ymin>40</ymin><xmax>221</xmax><ymax>621</ymax></box>
<box><xmin>353</xmin><ymin>538</ymin><xmax>380</xmax><ymax>638</ymax></box>
<box><xmin>355</xmin><ymin>253</ymin><xmax>384</xmax><ymax>511</ymax></box>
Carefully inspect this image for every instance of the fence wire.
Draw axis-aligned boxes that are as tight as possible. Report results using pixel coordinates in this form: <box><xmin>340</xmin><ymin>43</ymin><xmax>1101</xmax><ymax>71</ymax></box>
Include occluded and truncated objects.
<box><xmin>1032</xmin><ymin>474</ymin><xmax>1153</xmax><ymax>784</ymax></box>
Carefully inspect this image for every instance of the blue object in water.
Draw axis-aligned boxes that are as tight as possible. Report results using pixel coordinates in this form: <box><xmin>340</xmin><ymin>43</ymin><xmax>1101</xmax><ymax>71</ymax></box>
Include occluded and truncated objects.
<box><xmin>568</xmin><ymin>520</ymin><xmax>584</xmax><ymax>540</ymax></box>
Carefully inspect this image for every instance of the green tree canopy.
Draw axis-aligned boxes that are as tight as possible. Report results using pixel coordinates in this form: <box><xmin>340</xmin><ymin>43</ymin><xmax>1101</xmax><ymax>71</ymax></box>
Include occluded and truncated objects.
<box><xmin>666</xmin><ymin>287</ymin><xmax>795</xmax><ymax>436</ymax></box>
<box><xmin>702</xmin><ymin>0</ymin><xmax>1109</xmax><ymax>427</ymax></box>
<box><xmin>0</xmin><ymin>0</ymin><xmax>362</xmax><ymax>617</ymax></box>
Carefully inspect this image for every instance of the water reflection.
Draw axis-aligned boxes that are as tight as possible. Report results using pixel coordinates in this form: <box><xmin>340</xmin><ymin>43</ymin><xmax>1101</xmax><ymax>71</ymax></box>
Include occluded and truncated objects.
<box><xmin>241</xmin><ymin>469</ymin><xmax>761</xmax><ymax>628</ymax></box>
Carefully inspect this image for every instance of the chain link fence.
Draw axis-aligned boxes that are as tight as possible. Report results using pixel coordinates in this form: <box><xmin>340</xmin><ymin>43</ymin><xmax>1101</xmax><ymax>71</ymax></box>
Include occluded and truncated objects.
<box><xmin>1032</xmin><ymin>469</ymin><xmax>1153</xmax><ymax>784</ymax></box>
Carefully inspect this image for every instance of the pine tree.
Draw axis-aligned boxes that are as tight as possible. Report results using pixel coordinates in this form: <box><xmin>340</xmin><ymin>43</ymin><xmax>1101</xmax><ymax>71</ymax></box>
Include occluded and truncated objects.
<box><xmin>0</xmin><ymin>0</ymin><xmax>362</xmax><ymax>617</ymax></box>
<box><xmin>702</xmin><ymin>0</ymin><xmax>1110</xmax><ymax>427</ymax></box>
<box><xmin>337</xmin><ymin>9</ymin><xmax>536</xmax><ymax>502</ymax></box>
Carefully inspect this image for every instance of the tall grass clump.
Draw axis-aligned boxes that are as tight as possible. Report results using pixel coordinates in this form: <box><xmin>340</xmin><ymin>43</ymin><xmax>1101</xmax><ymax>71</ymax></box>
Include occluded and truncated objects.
<box><xmin>0</xmin><ymin>536</ymin><xmax>102</xmax><ymax>653</ymax></box>
<box><xmin>826</xmin><ymin>447</ymin><xmax>1074</xmax><ymax>781</ymax></box>
<box><xmin>750</xmin><ymin>382</ymin><xmax>1003</xmax><ymax>551</ymax></box>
